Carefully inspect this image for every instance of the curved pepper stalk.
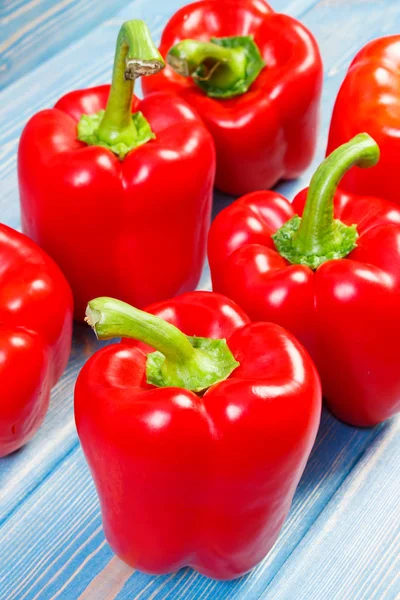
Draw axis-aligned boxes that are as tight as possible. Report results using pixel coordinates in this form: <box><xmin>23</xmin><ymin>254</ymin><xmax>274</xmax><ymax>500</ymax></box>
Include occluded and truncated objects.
<box><xmin>273</xmin><ymin>133</ymin><xmax>380</xmax><ymax>269</ymax></box>
<box><xmin>78</xmin><ymin>20</ymin><xmax>165</xmax><ymax>158</ymax></box>
<box><xmin>86</xmin><ymin>297</ymin><xmax>239</xmax><ymax>392</ymax></box>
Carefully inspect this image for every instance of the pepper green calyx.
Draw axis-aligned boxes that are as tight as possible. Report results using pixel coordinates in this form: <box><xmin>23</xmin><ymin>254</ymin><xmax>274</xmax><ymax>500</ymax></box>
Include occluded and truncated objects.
<box><xmin>272</xmin><ymin>133</ymin><xmax>380</xmax><ymax>270</ymax></box>
<box><xmin>78</xmin><ymin>110</ymin><xmax>154</xmax><ymax>159</ymax></box>
<box><xmin>77</xmin><ymin>20</ymin><xmax>164</xmax><ymax>159</ymax></box>
<box><xmin>86</xmin><ymin>297</ymin><xmax>239</xmax><ymax>392</ymax></box>
<box><xmin>167</xmin><ymin>35</ymin><xmax>265</xmax><ymax>98</ymax></box>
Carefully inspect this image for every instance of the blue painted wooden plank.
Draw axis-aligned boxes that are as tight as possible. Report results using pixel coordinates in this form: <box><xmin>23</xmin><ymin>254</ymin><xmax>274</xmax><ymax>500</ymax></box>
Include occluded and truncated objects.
<box><xmin>0</xmin><ymin>0</ymin><xmax>135</xmax><ymax>91</ymax></box>
<box><xmin>262</xmin><ymin>418</ymin><xmax>400</xmax><ymax>600</ymax></box>
<box><xmin>283</xmin><ymin>0</ymin><xmax>319</xmax><ymax>16</ymax></box>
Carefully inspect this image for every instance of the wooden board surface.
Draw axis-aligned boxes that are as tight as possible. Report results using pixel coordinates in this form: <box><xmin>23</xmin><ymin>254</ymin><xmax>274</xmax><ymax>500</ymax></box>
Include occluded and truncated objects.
<box><xmin>0</xmin><ymin>1</ymin><xmax>399</xmax><ymax>598</ymax></box>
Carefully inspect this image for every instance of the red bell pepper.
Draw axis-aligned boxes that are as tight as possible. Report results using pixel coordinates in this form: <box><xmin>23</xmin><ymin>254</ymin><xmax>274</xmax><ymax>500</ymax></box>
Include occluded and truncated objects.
<box><xmin>327</xmin><ymin>36</ymin><xmax>400</xmax><ymax>204</ymax></box>
<box><xmin>142</xmin><ymin>0</ymin><xmax>323</xmax><ymax>196</ymax></box>
<box><xmin>209</xmin><ymin>133</ymin><xmax>400</xmax><ymax>427</ymax></box>
<box><xmin>75</xmin><ymin>292</ymin><xmax>321</xmax><ymax>579</ymax></box>
<box><xmin>0</xmin><ymin>224</ymin><xmax>73</xmax><ymax>457</ymax></box>
<box><xmin>18</xmin><ymin>20</ymin><xmax>215</xmax><ymax>321</ymax></box>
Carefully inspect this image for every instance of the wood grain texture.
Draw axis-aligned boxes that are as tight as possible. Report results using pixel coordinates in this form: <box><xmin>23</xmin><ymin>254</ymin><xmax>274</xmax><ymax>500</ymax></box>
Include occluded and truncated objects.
<box><xmin>0</xmin><ymin>0</ymin><xmax>399</xmax><ymax>598</ymax></box>
<box><xmin>263</xmin><ymin>419</ymin><xmax>400</xmax><ymax>600</ymax></box>
<box><xmin>0</xmin><ymin>0</ymin><xmax>130</xmax><ymax>90</ymax></box>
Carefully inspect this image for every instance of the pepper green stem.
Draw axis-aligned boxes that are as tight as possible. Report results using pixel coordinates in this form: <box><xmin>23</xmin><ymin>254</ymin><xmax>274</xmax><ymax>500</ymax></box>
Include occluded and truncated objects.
<box><xmin>167</xmin><ymin>35</ymin><xmax>265</xmax><ymax>98</ymax></box>
<box><xmin>272</xmin><ymin>133</ymin><xmax>380</xmax><ymax>270</ymax></box>
<box><xmin>77</xmin><ymin>20</ymin><xmax>164</xmax><ymax>158</ymax></box>
<box><xmin>168</xmin><ymin>40</ymin><xmax>246</xmax><ymax>87</ymax></box>
<box><xmin>86</xmin><ymin>297</ymin><xmax>239</xmax><ymax>392</ymax></box>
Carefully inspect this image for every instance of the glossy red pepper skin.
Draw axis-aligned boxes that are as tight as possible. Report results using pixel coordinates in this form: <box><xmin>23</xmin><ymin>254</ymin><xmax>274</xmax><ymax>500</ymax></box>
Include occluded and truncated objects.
<box><xmin>75</xmin><ymin>292</ymin><xmax>321</xmax><ymax>579</ymax></box>
<box><xmin>327</xmin><ymin>36</ymin><xmax>400</xmax><ymax>204</ymax></box>
<box><xmin>18</xmin><ymin>87</ymin><xmax>215</xmax><ymax>320</ymax></box>
<box><xmin>142</xmin><ymin>0</ymin><xmax>323</xmax><ymax>196</ymax></box>
<box><xmin>209</xmin><ymin>190</ymin><xmax>400</xmax><ymax>427</ymax></box>
<box><xmin>0</xmin><ymin>224</ymin><xmax>73</xmax><ymax>457</ymax></box>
